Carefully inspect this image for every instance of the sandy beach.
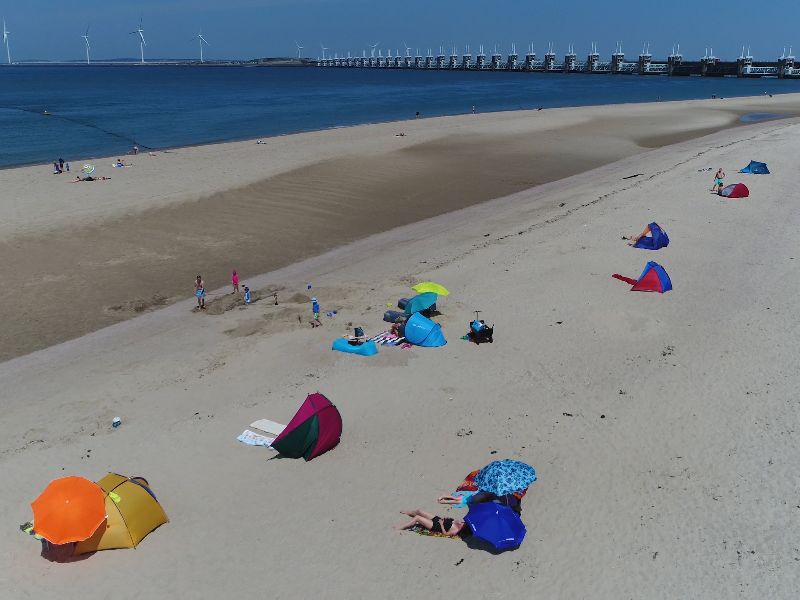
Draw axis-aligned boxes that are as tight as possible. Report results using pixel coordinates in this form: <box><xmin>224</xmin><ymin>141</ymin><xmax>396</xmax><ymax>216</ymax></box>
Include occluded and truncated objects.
<box><xmin>2</xmin><ymin>94</ymin><xmax>800</xmax><ymax>598</ymax></box>
<box><xmin>1</xmin><ymin>94</ymin><xmax>799</xmax><ymax>361</ymax></box>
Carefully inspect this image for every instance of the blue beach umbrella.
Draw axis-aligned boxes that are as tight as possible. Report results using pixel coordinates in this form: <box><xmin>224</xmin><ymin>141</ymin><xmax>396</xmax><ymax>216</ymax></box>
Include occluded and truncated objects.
<box><xmin>475</xmin><ymin>460</ymin><xmax>537</xmax><ymax>496</ymax></box>
<box><xmin>464</xmin><ymin>503</ymin><xmax>526</xmax><ymax>550</ymax></box>
<box><xmin>403</xmin><ymin>292</ymin><xmax>438</xmax><ymax>316</ymax></box>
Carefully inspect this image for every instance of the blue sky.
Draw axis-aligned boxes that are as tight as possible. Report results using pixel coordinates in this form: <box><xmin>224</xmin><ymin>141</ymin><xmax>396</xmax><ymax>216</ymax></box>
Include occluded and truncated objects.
<box><xmin>1</xmin><ymin>0</ymin><xmax>796</xmax><ymax>62</ymax></box>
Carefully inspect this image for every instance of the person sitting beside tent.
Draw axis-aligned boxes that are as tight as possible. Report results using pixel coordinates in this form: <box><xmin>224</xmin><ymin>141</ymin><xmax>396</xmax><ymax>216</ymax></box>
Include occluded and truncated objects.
<box><xmin>626</xmin><ymin>222</ymin><xmax>669</xmax><ymax>249</ymax></box>
<box><xmin>345</xmin><ymin>327</ymin><xmax>366</xmax><ymax>345</ymax></box>
<box><xmin>394</xmin><ymin>509</ymin><xmax>468</xmax><ymax>537</ymax></box>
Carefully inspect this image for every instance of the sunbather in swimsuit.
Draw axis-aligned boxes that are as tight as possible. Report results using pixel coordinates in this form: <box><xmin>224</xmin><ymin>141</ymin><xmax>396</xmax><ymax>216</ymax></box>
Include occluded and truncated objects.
<box><xmin>394</xmin><ymin>509</ymin><xmax>466</xmax><ymax>537</ymax></box>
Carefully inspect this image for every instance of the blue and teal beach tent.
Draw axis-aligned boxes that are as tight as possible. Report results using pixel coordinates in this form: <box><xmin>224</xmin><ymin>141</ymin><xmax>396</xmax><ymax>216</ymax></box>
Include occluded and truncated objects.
<box><xmin>633</xmin><ymin>222</ymin><xmax>669</xmax><ymax>250</ymax></box>
<box><xmin>739</xmin><ymin>161</ymin><xmax>769</xmax><ymax>174</ymax></box>
<box><xmin>404</xmin><ymin>313</ymin><xmax>447</xmax><ymax>347</ymax></box>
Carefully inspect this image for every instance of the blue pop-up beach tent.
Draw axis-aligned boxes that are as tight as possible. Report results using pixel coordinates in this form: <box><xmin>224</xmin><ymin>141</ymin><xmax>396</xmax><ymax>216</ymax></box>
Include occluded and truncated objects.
<box><xmin>633</xmin><ymin>222</ymin><xmax>669</xmax><ymax>250</ymax></box>
<box><xmin>739</xmin><ymin>160</ymin><xmax>770</xmax><ymax>174</ymax></box>
<box><xmin>404</xmin><ymin>313</ymin><xmax>447</xmax><ymax>347</ymax></box>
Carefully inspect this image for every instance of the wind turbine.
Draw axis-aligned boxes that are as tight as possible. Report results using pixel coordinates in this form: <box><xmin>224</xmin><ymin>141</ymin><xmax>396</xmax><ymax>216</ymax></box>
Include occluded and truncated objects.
<box><xmin>193</xmin><ymin>29</ymin><xmax>209</xmax><ymax>63</ymax></box>
<box><xmin>295</xmin><ymin>41</ymin><xmax>304</xmax><ymax>59</ymax></box>
<box><xmin>82</xmin><ymin>25</ymin><xmax>90</xmax><ymax>65</ymax></box>
<box><xmin>3</xmin><ymin>18</ymin><xmax>10</xmax><ymax>65</ymax></box>
<box><xmin>369</xmin><ymin>42</ymin><xmax>379</xmax><ymax>58</ymax></box>
<box><xmin>130</xmin><ymin>17</ymin><xmax>146</xmax><ymax>64</ymax></box>
<box><xmin>320</xmin><ymin>43</ymin><xmax>328</xmax><ymax>60</ymax></box>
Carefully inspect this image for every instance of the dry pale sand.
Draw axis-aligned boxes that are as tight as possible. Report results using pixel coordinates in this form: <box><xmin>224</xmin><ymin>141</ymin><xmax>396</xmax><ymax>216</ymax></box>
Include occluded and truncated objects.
<box><xmin>1</xmin><ymin>94</ymin><xmax>799</xmax><ymax>361</ymax></box>
<box><xmin>2</xmin><ymin>97</ymin><xmax>800</xmax><ymax>599</ymax></box>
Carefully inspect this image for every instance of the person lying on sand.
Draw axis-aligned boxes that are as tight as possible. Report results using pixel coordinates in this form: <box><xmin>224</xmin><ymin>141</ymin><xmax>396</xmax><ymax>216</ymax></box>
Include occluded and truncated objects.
<box><xmin>72</xmin><ymin>176</ymin><xmax>110</xmax><ymax>182</ymax></box>
<box><xmin>394</xmin><ymin>509</ymin><xmax>466</xmax><ymax>537</ymax></box>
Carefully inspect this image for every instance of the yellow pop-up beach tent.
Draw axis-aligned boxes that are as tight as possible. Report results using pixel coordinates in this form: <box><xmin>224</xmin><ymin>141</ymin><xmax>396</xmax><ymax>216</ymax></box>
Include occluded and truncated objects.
<box><xmin>73</xmin><ymin>473</ymin><xmax>168</xmax><ymax>555</ymax></box>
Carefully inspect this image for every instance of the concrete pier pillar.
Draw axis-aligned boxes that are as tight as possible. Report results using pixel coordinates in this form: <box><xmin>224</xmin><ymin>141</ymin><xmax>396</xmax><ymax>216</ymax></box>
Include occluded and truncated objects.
<box><xmin>476</xmin><ymin>48</ymin><xmax>487</xmax><ymax>69</ymax></box>
<box><xmin>778</xmin><ymin>55</ymin><xmax>794</xmax><ymax>78</ymax></box>
<box><xmin>425</xmin><ymin>53</ymin><xmax>434</xmax><ymax>69</ymax></box>
<box><xmin>638</xmin><ymin>52</ymin><xmax>652</xmax><ymax>74</ymax></box>
<box><xmin>436</xmin><ymin>53</ymin><xmax>446</xmax><ymax>69</ymax></box>
<box><xmin>587</xmin><ymin>52</ymin><xmax>599</xmax><ymax>72</ymax></box>
<box><xmin>462</xmin><ymin>52</ymin><xmax>472</xmax><ymax>70</ymax></box>
<box><xmin>491</xmin><ymin>52</ymin><xmax>502</xmax><ymax>70</ymax></box>
<box><xmin>737</xmin><ymin>55</ymin><xmax>753</xmax><ymax>77</ymax></box>
<box><xmin>564</xmin><ymin>51</ymin><xmax>577</xmax><ymax>72</ymax></box>
<box><xmin>611</xmin><ymin>51</ymin><xmax>624</xmax><ymax>73</ymax></box>
<box><xmin>524</xmin><ymin>52</ymin><xmax>536</xmax><ymax>70</ymax></box>
<box><xmin>667</xmin><ymin>53</ymin><xmax>682</xmax><ymax>75</ymax></box>
<box><xmin>700</xmin><ymin>54</ymin><xmax>718</xmax><ymax>76</ymax></box>
<box><xmin>507</xmin><ymin>52</ymin><xmax>518</xmax><ymax>70</ymax></box>
<box><xmin>544</xmin><ymin>51</ymin><xmax>556</xmax><ymax>70</ymax></box>
<box><xmin>449</xmin><ymin>52</ymin><xmax>458</xmax><ymax>69</ymax></box>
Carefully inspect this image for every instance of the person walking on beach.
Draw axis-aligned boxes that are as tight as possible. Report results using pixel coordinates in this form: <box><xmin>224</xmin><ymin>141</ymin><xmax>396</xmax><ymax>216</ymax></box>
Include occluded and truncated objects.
<box><xmin>194</xmin><ymin>275</ymin><xmax>206</xmax><ymax>310</ymax></box>
<box><xmin>231</xmin><ymin>270</ymin><xmax>240</xmax><ymax>294</ymax></box>
<box><xmin>53</xmin><ymin>161</ymin><xmax>60</xmax><ymax>174</ymax></box>
<box><xmin>712</xmin><ymin>168</ymin><xmax>725</xmax><ymax>193</ymax></box>
<box><xmin>311</xmin><ymin>297</ymin><xmax>322</xmax><ymax>327</ymax></box>
<box><xmin>58</xmin><ymin>158</ymin><xmax>65</xmax><ymax>172</ymax></box>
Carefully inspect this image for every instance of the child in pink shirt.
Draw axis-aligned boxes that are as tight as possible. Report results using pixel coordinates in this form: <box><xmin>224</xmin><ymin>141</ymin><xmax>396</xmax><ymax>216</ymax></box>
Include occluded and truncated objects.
<box><xmin>231</xmin><ymin>270</ymin><xmax>240</xmax><ymax>293</ymax></box>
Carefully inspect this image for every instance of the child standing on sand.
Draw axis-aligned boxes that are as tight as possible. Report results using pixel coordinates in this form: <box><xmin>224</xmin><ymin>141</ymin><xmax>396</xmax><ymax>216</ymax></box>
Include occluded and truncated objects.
<box><xmin>311</xmin><ymin>297</ymin><xmax>322</xmax><ymax>327</ymax></box>
<box><xmin>194</xmin><ymin>275</ymin><xmax>206</xmax><ymax>310</ymax></box>
<box><xmin>231</xmin><ymin>270</ymin><xmax>240</xmax><ymax>294</ymax></box>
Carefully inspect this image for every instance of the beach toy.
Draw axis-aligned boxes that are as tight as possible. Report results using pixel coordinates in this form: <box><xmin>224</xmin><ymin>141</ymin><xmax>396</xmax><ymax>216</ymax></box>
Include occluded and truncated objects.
<box><xmin>82</xmin><ymin>164</ymin><xmax>95</xmax><ymax>175</ymax></box>
<box><xmin>112</xmin><ymin>417</ymin><xmax>121</xmax><ymax>428</ymax></box>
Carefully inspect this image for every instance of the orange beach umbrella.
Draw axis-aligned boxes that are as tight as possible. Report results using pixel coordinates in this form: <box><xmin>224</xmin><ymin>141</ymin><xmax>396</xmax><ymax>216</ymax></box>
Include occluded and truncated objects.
<box><xmin>31</xmin><ymin>476</ymin><xmax>106</xmax><ymax>545</ymax></box>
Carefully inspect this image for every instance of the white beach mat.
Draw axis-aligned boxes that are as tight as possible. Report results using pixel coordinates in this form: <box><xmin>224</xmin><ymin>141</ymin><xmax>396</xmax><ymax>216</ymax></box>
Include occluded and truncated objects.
<box><xmin>249</xmin><ymin>419</ymin><xmax>287</xmax><ymax>436</ymax></box>
<box><xmin>237</xmin><ymin>430</ymin><xmax>275</xmax><ymax>447</ymax></box>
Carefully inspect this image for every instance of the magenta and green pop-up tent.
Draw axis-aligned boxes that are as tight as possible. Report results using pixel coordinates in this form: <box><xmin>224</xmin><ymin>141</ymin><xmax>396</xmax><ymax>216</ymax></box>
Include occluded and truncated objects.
<box><xmin>271</xmin><ymin>393</ymin><xmax>342</xmax><ymax>461</ymax></box>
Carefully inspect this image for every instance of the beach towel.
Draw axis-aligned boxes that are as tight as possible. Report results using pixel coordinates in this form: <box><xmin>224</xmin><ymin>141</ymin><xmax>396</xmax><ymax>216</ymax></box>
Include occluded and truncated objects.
<box><xmin>237</xmin><ymin>430</ymin><xmax>275</xmax><ymax>447</ymax></box>
<box><xmin>249</xmin><ymin>419</ymin><xmax>286</xmax><ymax>436</ymax></box>
<box><xmin>410</xmin><ymin>525</ymin><xmax>457</xmax><ymax>539</ymax></box>
<box><xmin>368</xmin><ymin>331</ymin><xmax>407</xmax><ymax>346</ymax></box>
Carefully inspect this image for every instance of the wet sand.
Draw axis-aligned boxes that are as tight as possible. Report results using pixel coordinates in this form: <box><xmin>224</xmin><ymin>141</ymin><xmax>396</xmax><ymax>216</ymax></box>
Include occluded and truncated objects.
<box><xmin>2</xmin><ymin>94</ymin><xmax>799</xmax><ymax>361</ymax></box>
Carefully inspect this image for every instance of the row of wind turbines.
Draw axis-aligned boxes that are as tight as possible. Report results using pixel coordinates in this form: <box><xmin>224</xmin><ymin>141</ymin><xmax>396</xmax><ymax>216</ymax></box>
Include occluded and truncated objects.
<box><xmin>1</xmin><ymin>16</ymin><xmax>210</xmax><ymax>65</ymax></box>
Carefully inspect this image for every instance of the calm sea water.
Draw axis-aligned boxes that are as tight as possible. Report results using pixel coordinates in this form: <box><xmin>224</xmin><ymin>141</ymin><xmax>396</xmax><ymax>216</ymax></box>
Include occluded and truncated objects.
<box><xmin>1</xmin><ymin>65</ymin><xmax>799</xmax><ymax>168</ymax></box>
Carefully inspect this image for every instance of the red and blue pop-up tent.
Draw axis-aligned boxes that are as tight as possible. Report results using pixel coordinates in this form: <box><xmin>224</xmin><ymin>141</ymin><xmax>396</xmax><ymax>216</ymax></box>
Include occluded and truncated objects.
<box><xmin>719</xmin><ymin>183</ymin><xmax>749</xmax><ymax>198</ymax></box>
<box><xmin>613</xmin><ymin>261</ymin><xmax>672</xmax><ymax>293</ymax></box>
<box><xmin>271</xmin><ymin>393</ymin><xmax>342</xmax><ymax>461</ymax></box>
